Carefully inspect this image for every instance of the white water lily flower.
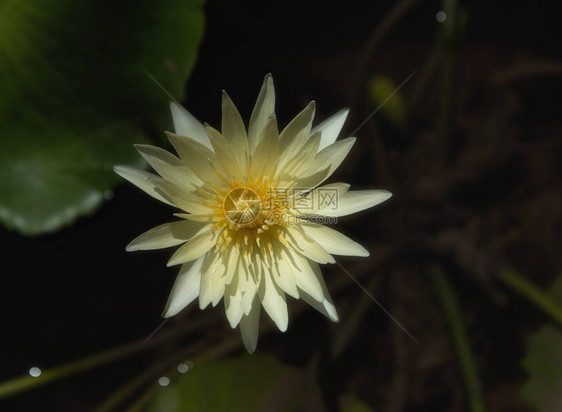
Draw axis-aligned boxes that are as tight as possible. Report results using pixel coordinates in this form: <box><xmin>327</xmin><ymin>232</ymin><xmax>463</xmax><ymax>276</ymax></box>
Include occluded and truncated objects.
<box><xmin>114</xmin><ymin>74</ymin><xmax>391</xmax><ymax>353</ymax></box>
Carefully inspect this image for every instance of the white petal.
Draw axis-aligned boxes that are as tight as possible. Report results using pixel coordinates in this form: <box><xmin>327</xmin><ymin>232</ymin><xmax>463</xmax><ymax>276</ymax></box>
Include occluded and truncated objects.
<box><xmin>299</xmin><ymin>288</ymin><xmax>339</xmax><ymax>322</ymax></box>
<box><xmin>289</xmin><ymin>252</ymin><xmax>324</xmax><ymax>302</ymax></box>
<box><xmin>240</xmin><ymin>273</ymin><xmax>258</xmax><ymax>315</ymax></box>
<box><xmin>162</xmin><ymin>256</ymin><xmax>205</xmax><ymax>318</ymax></box>
<box><xmin>315</xmin><ymin>190</ymin><xmax>392</xmax><ymax>217</ymax></box>
<box><xmin>248</xmin><ymin>73</ymin><xmax>275</xmax><ymax>154</ymax></box>
<box><xmin>211</xmin><ymin>273</ymin><xmax>226</xmax><ymax>307</ymax></box>
<box><xmin>221</xmin><ymin>91</ymin><xmax>249</xmax><ymax>166</ymax></box>
<box><xmin>294</xmin><ymin>182</ymin><xmax>350</xmax><ymax>212</ymax></box>
<box><xmin>224</xmin><ymin>279</ymin><xmax>244</xmax><ymax>328</ymax></box>
<box><xmin>134</xmin><ymin>144</ymin><xmax>201</xmax><ymax>189</ymax></box>
<box><xmin>259</xmin><ymin>272</ymin><xmax>288</xmax><ymax>332</ymax></box>
<box><xmin>311</xmin><ymin>108</ymin><xmax>349</xmax><ymax>151</ymax></box>
<box><xmin>271</xmin><ymin>251</ymin><xmax>299</xmax><ymax>299</ymax></box>
<box><xmin>295</xmin><ymin>137</ymin><xmax>356</xmax><ymax>190</ymax></box>
<box><xmin>298</xmin><ymin>261</ymin><xmax>339</xmax><ymax>322</ymax></box>
<box><xmin>151</xmin><ymin>179</ymin><xmax>214</xmax><ymax>216</ymax></box>
<box><xmin>239</xmin><ymin>297</ymin><xmax>261</xmax><ymax>353</ymax></box>
<box><xmin>113</xmin><ymin>165</ymin><xmax>173</xmax><ymax>206</ymax></box>
<box><xmin>300</xmin><ymin>223</ymin><xmax>369</xmax><ymax>257</ymax></box>
<box><xmin>167</xmin><ymin>227</ymin><xmax>216</xmax><ymax>266</ymax></box>
<box><xmin>275</xmin><ymin>132</ymin><xmax>320</xmax><ymax>183</ymax></box>
<box><xmin>126</xmin><ymin>220</ymin><xmax>208</xmax><ymax>251</ymax></box>
<box><xmin>278</xmin><ymin>101</ymin><xmax>315</xmax><ymax>157</ymax></box>
<box><xmin>169</xmin><ymin>102</ymin><xmax>213</xmax><ymax>150</ymax></box>
<box><xmin>223</xmin><ymin>247</ymin><xmax>240</xmax><ymax>286</ymax></box>
<box><xmin>165</xmin><ymin>132</ymin><xmax>223</xmax><ymax>187</ymax></box>
<box><xmin>198</xmin><ymin>250</ymin><xmax>226</xmax><ymax>309</ymax></box>
<box><xmin>204</xmin><ymin>125</ymin><xmax>245</xmax><ymax>180</ymax></box>
<box><xmin>239</xmin><ymin>251</ymin><xmax>261</xmax><ymax>315</ymax></box>
<box><xmin>250</xmin><ymin>114</ymin><xmax>279</xmax><ymax>177</ymax></box>
<box><xmin>284</xmin><ymin>226</ymin><xmax>334</xmax><ymax>264</ymax></box>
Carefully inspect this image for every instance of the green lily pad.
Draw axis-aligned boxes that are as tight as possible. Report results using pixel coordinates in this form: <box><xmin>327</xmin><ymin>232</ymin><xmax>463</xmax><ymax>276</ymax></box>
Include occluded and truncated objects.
<box><xmin>0</xmin><ymin>0</ymin><xmax>205</xmax><ymax>235</ymax></box>
<box><xmin>520</xmin><ymin>276</ymin><xmax>562</xmax><ymax>411</ymax></box>
<box><xmin>145</xmin><ymin>355</ymin><xmax>295</xmax><ymax>412</ymax></box>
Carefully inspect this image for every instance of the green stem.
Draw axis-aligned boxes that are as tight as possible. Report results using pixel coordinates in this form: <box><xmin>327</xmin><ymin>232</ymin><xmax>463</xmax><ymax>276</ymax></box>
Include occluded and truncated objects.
<box><xmin>0</xmin><ymin>341</ymin><xmax>138</xmax><ymax>398</ymax></box>
<box><xmin>0</xmin><ymin>313</ymin><xmax>217</xmax><ymax>398</ymax></box>
<box><xmin>498</xmin><ymin>269</ymin><xmax>562</xmax><ymax>327</ymax></box>
<box><xmin>429</xmin><ymin>266</ymin><xmax>486</xmax><ymax>412</ymax></box>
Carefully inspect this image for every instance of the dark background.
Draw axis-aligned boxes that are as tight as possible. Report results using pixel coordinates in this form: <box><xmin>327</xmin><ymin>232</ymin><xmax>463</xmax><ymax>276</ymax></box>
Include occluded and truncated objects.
<box><xmin>2</xmin><ymin>0</ymin><xmax>562</xmax><ymax>410</ymax></box>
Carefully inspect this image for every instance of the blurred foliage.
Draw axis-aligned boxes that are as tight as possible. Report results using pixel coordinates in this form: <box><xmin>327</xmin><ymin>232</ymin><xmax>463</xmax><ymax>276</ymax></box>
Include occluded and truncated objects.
<box><xmin>0</xmin><ymin>0</ymin><xmax>205</xmax><ymax>235</ymax></box>
<box><xmin>145</xmin><ymin>355</ymin><xmax>295</xmax><ymax>412</ymax></box>
<box><xmin>367</xmin><ymin>75</ymin><xmax>406</xmax><ymax>128</ymax></box>
<box><xmin>521</xmin><ymin>275</ymin><xmax>562</xmax><ymax>411</ymax></box>
<box><xmin>340</xmin><ymin>397</ymin><xmax>374</xmax><ymax>412</ymax></box>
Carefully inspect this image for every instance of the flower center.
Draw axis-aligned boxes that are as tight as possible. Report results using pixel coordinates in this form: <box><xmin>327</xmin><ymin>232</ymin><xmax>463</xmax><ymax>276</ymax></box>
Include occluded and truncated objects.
<box><xmin>223</xmin><ymin>187</ymin><xmax>262</xmax><ymax>228</ymax></box>
<box><xmin>215</xmin><ymin>183</ymin><xmax>296</xmax><ymax>254</ymax></box>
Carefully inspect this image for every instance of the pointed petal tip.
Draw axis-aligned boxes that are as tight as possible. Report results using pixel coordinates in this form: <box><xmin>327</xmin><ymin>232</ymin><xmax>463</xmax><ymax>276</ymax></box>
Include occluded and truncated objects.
<box><xmin>240</xmin><ymin>324</ymin><xmax>259</xmax><ymax>353</ymax></box>
<box><xmin>221</xmin><ymin>90</ymin><xmax>236</xmax><ymax>106</ymax></box>
<box><xmin>325</xmin><ymin>307</ymin><xmax>340</xmax><ymax>323</ymax></box>
<box><xmin>162</xmin><ymin>302</ymin><xmax>188</xmax><ymax>318</ymax></box>
<box><xmin>356</xmin><ymin>242</ymin><xmax>371</xmax><ymax>257</ymax></box>
<box><xmin>169</xmin><ymin>101</ymin><xmax>184</xmax><ymax>117</ymax></box>
<box><xmin>133</xmin><ymin>143</ymin><xmax>157</xmax><ymax>150</ymax></box>
<box><xmin>162</xmin><ymin>298</ymin><xmax>188</xmax><ymax>319</ymax></box>
<box><xmin>380</xmin><ymin>190</ymin><xmax>393</xmax><ymax>202</ymax></box>
<box><xmin>113</xmin><ymin>164</ymin><xmax>132</xmax><ymax>175</ymax></box>
<box><xmin>227</xmin><ymin>318</ymin><xmax>240</xmax><ymax>329</ymax></box>
<box><xmin>352</xmin><ymin>246</ymin><xmax>370</xmax><ymax>257</ymax></box>
<box><xmin>324</xmin><ymin>302</ymin><xmax>340</xmax><ymax>322</ymax></box>
<box><xmin>244</xmin><ymin>344</ymin><xmax>257</xmax><ymax>354</ymax></box>
<box><xmin>133</xmin><ymin>143</ymin><xmax>153</xmax><ymax>154</ymax></box>
<box><xmin>161</xmin><ymin>309</ymin><xmax>173</xmax><ymax>319</ymax></box>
